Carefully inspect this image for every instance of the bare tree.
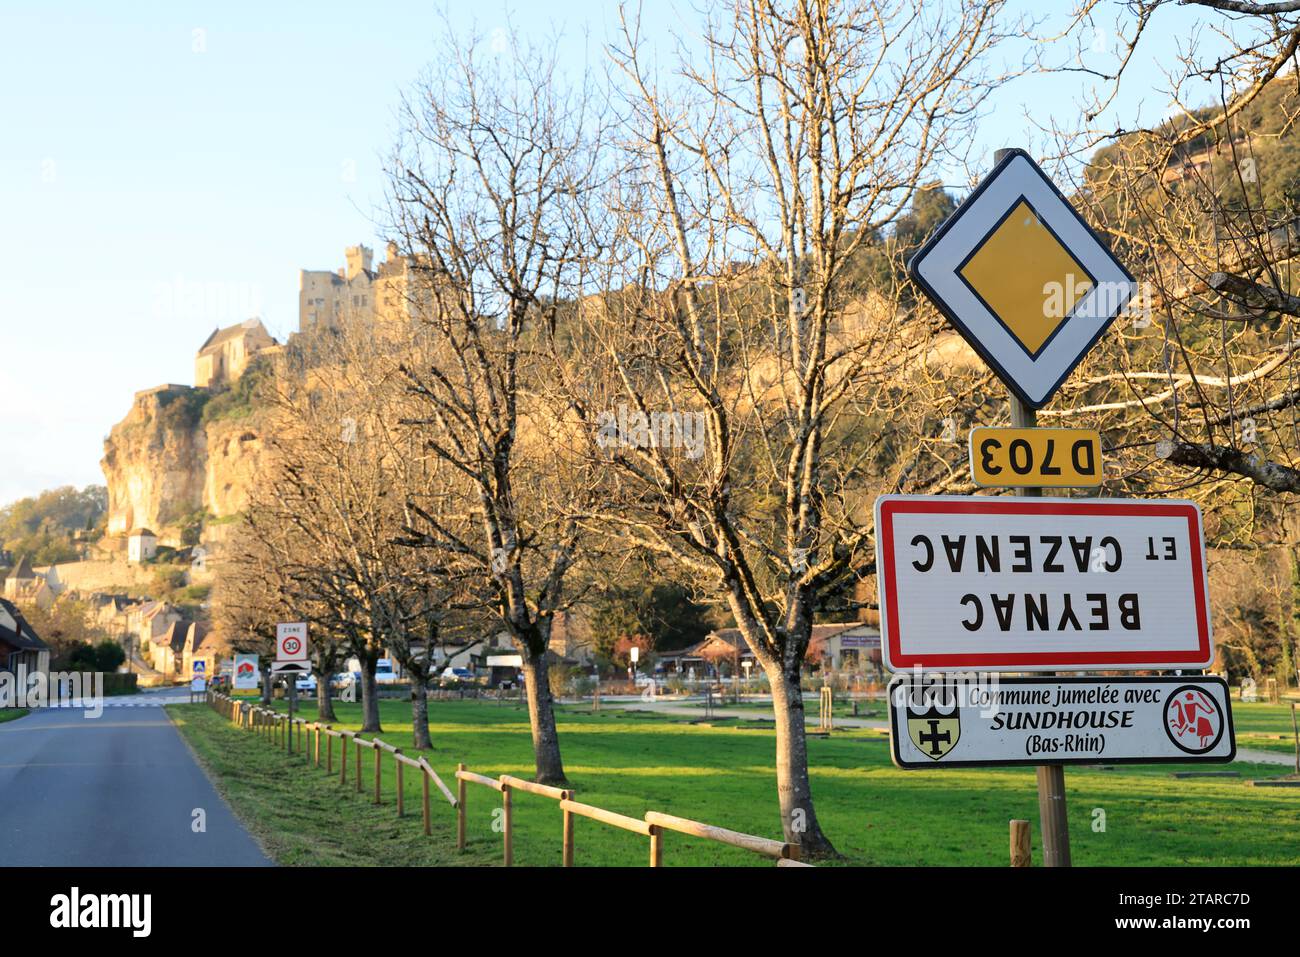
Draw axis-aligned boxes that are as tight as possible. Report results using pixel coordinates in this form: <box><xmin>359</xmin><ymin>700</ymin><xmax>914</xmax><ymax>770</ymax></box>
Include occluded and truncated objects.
<box><xmin>384</xmin><ymin>23</ymin><xmax>611</xmax><ymax>784</ymax></box>
<box><xmin>556</xmin><ymin>0</ymin><xmax>1019</xmax><ymax>855</ymax></box>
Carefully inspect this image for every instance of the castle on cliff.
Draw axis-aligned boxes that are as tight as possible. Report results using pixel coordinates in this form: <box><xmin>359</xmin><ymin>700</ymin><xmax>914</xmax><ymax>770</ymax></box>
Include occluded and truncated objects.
<box><xmin>104</xmin><ymin>243</ymin><xmax>425</xmax><ymax>542</ymax></box>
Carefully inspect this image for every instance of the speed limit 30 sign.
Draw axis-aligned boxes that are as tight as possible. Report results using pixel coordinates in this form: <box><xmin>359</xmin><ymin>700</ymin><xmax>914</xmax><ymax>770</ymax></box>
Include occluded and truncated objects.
<box><xmin>276</xmin><ymin>622</ymin><xmax>309</xmax><ymax>663</ymax></box>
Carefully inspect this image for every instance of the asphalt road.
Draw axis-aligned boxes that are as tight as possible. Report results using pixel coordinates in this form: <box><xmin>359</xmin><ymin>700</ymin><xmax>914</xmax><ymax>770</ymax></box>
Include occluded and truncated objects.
<box><xmin>0</xmin><ymin>697</ymin><xmax>271</xmax><ymax>866</ymax></box>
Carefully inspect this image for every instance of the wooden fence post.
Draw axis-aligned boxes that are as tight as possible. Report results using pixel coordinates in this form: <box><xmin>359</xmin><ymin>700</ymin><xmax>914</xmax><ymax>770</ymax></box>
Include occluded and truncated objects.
<box><xmin>339</xmin><ymin>734</ymin><xmax>348</xmax><ymax>785</ymax></box>
<box><xmin>422</xmin><ymin>769</ymin><xmax>431</xmax><ymax>836</ymax></box>
<box><xmin>563</xmin><ymin>803</ymin><xmax>575</xmax><ymax>867</ymax></box>
<box><xmin>326</xmin><ymin>729</ymin><xmax>333</xmax><ymax>773</ymax></box>
<box><xmin>456</xmin><ymin>763</ymin><xmax>467</xmax><ymax>851</ymax></box>
<box><xmin>355</xmin><ymin>739</ymin><xmax>363</xmax><ymax>793</ymax></box>
<box><xmin>373</xmin><ymin>743</ymin><xmax>382</xmax><ymax>805</ymax></box>
<box><xmin>502</xmin><ymin>784</ymin><xmax>513</xmax><ymax>867</ymax></box>
<box><xmin>1010</xmin><ymin>819</ymin><xmax>1032</xmax><ymax>867</ymax></box>
<box><xmin>649</xmin><ymin>824</ymin><xmax>663</xmax><ymax>867</ymax></box>
<box><xmin>395</xmin><ymin>751</ymin><xmax>404</xmax><ymax>817</ymax></box>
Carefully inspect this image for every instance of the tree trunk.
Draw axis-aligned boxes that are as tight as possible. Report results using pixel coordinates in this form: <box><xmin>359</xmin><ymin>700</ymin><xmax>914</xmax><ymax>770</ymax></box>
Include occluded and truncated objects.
<box><xmin>316</xmin><ymin>671</ymin><xmax>337</xmax><ymax>722</ymax></box>
<box><xmin>520</xmin><ymin>654</ymin><xmax>567</xmax><ymax>786</ymax></box>
<box><xmin>768</xmin><ymin>662</ymin><xmax>838</xmax><ymax>858</ymax></box>
<box><xmin>359</xmin><ymin>657</ymin><xmax>382</xmax><ymax>733</ymax></box>
<box><xmin>260</xmin><ymin>668</ymin><xmax>272</xmax><ymax>705</ymax></box>
<box><xmin>411</xmin><ymin>675</ymin><xmax>431</xmax><ymax>750</ymax></box>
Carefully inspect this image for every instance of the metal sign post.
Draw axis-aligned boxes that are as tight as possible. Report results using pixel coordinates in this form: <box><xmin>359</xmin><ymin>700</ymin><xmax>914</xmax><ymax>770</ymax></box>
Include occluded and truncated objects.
<box><xmin>287</xmin><ymin>674</ymin><xmax>297</xmax><ymax>753</ymax></box>
<box><xmin>1009</xmin><ymin>393</ymin><xmax>1071</xmax><ymax>866</ymax></box>
<box><xmin>996</xmin><ymin>146</ymin><xmax>1067</xmax><ymax>867</ymax></box>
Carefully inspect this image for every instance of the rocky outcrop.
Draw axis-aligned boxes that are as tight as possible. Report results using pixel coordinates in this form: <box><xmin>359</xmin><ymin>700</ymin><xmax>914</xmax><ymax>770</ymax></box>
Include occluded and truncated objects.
<box><xmin>203</xmin><ymin>418</ymin><xmax>266</xmax><ymax>519</ymax></box>
<box><xmin>101</xmin><ymin>384</ymin><xmax>269</xmax><ymax>544</ymax></box>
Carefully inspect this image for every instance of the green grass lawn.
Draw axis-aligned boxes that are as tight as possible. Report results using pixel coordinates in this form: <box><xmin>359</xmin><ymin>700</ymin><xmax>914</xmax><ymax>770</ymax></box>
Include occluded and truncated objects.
<box><xmin>0</xmin><ymin>708</ymin><xmax>28</xmax><ymax>724</ymax></box>
<box><xmin>169</xmin><ymin>706</ymin><xmax>499</xmax><ymax>867</ymax></box>
<box><xmin>1229</xmin><ymin>700</ymin><xmax>1300</xmax><ymax>757</ymax></box>
<box><xmin>172</xmin><ymin>695</ymin><xmax>1300</xmax><ymax>867</ymax></box>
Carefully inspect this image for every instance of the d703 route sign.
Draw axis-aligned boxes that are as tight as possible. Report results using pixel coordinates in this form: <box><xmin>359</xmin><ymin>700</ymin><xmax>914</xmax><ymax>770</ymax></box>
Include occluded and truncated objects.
<box><xmin>873</xmin><ymin>495</ymin><xmax>1213</xmax><ymax>672</ymax></box>
<box><xmin>968</xmin><ymin>427</ymin><xmax>1102</xmax><ymax>488</ymax></box>
<box><xmin>889</xmin><ymin>674</ymin><xmax>1235</xmax><ymax>768</ymax></box>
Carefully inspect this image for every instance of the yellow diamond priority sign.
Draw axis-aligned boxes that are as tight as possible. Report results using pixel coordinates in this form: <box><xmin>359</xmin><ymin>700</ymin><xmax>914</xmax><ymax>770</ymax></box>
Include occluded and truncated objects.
<box><xmin>908</xmin><ymin>150</ymin><xmax>1137</xmax><ymax>408</ymax></box>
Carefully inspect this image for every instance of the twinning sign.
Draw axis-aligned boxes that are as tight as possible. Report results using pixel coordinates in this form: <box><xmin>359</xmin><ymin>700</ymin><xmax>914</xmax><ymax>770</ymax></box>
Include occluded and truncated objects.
<box><xmin>889</xmin><ymin>675</ymin><xmax>1235</xmax><ymax>768</ymax></box>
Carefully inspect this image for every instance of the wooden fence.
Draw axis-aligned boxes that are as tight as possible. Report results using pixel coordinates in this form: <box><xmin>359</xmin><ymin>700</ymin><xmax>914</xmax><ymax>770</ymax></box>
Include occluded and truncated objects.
<box><xmin>206</xmin><ymin>690</ymin><xmax>807</xmax><ymax>867</ymax></box>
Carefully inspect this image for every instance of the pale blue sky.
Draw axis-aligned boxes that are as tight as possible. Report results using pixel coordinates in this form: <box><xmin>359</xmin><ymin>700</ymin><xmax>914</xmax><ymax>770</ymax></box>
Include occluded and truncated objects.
<box><xmin>0</xmin><ymin>1</ymin><xmax>1244</xmax><ymax>505</ymax></box>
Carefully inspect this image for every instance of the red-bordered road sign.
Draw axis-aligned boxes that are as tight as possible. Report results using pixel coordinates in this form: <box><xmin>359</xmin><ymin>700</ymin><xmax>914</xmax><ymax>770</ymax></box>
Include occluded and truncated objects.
<box><xmin>276</xmin><ymin>622</ymin><xmax>309</xmax><ymax>663</ymax></box>
<box><xmin>874</xmin><ymin>495</ymin><xmax>1213</xmax><ymax>672</ymax></box>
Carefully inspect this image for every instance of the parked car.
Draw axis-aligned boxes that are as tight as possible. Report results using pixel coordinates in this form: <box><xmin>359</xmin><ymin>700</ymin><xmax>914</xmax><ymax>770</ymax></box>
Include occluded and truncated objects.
<box><xmin>295</xmin><ymin>673</ymin><xmax>317</xmax><ymax>695</ymax></box>
<box><xmin>437</xmin><ymin>666</ymin><xmax>476</xmax><ymax>688</ymax></box>
<box><xmin>329</xmin><ymin>671</ymin><xmax>359</xmax><ymax>690</ymax></box>
<box><xmin>375</xmin><ymin>659</ymin><xmax>401</xmax><ymax>685</ymax></box>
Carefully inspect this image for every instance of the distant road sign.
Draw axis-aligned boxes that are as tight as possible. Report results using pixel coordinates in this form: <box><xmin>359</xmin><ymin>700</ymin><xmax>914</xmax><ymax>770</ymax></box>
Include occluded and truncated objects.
<box><xmin>276</xmin><ymin>623</ymin><xmax>308</xmax><ymax>663</ymax></box>
<box><xmin>233</xmin><ymin>653</ymin><xmax>260</xmax><ymax>690</ymax></box>
<box><xmin>907</xmin><ymin>149</ymin><xmax>1137</xmax><ymax>408</ymax></box>
<box><xmin>192</xmin><ymin>660</ymin><xmax>207</xmax><ymax>676</ymax></box>
<box><xmin>969</xmin><ymin>427</ymin><xmax>1102</xmax><ymax>488</ymax></box>
<box><xmin>874</xmin><ymin>495</ymin><xmax>1213</xmax><ymax>672</ymax></box>
<box><xmin>889</xmin><ymin>675</ymin><xmax>1235</xmax><ymax>768</ymax></box>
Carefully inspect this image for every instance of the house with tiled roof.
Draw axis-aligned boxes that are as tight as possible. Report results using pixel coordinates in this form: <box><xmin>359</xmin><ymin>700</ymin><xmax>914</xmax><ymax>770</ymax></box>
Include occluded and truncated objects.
<box><xmin>659</xmin><ymin>621</ymin><xmax>881</xmax><ymax>676</ymax></box>
<box><xmin>2</xmin><ymin>555</ymin><xmax>58</xmax><ymax>610</ymax></box>
<box><xmin>131</xmin><ymin>600</ymin><xmax>180</xmax><ymax>656</ymax></box>
<box><xmin>0</xmin><ymin>597</ymin><xmax>49</xmax><ymax>679</ymax></box>
<box><xmin>181</xmin><ymin>622</ymin><xmax>223</xmax><ymax>681</ymax></box>
<box><xmin>126</xmin><ymin>527</ymin><xmax>157</xmax><ymax>563</ymax></box>
<box><xmin>149</xmin><ymin>620</ymin><xmax>190</xmax><ymax>676</ymax></box>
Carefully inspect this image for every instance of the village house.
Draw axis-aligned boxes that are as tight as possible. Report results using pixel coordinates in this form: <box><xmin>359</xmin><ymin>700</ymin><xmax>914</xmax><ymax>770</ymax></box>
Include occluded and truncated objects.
<box><xmin>2</xmin><ymin>555</ymin><xmax>59</xmax><ymax>610</ymax></box>
<box><xmin>149</xmin><ymin>620</ymin><xmax>189</xmax><ymax>676</ymax></box>
<box><xmin>660</xmin><ymin>621</ymin><xmax>882</xmax><ymax>677</ymax></box>
<box><xmin>181</xmin><ymin>621</ymin><xmax>222</xmax><ymax>681</ymax></box>
<box><xmin>194</xmin><ymin>318</ymin><xmax>278</xmax><ymax>389</ymax></box>
<box><xmin>126</xmin><ymin>528</ymin><xmax>157</xmax><ymax>564</ymax></box>
<box><xmin>131</xmin><ymin>600</ymin><xmax>181</xmax><ymax>658</ymax></box>
<box><xmin>0</xmin><ymin>597</ymin><xmax>50</xmax><ymax>680</ymax></box>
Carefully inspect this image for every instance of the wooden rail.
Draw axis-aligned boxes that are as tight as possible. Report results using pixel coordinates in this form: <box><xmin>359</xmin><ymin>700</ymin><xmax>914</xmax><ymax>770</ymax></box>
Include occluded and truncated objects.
<box><xmin>644</xmin><ymin>811</ymin><xmax>798</xmax><ymax>861</ymax></box>
<box><xmin>204</xmin><ymin>691</ymin><xmax>810</xmax><ymax>868</ymax></box>
<box><xmin>559</xmin><ymin>798</ymin><xmax>658</xmax><ymax>866</ymax></box>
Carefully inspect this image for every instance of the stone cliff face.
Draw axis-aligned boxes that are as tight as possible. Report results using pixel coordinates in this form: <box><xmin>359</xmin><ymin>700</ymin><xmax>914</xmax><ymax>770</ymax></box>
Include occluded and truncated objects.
<box><xmin>101</xmin><ymin>384</ymin><xmax>267</xmax><ymax>543</ymax></box>
<box><xmin>203</xmin><ymin>418</ymin><xmax>266</xmax><ymax>519</ymax></box>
